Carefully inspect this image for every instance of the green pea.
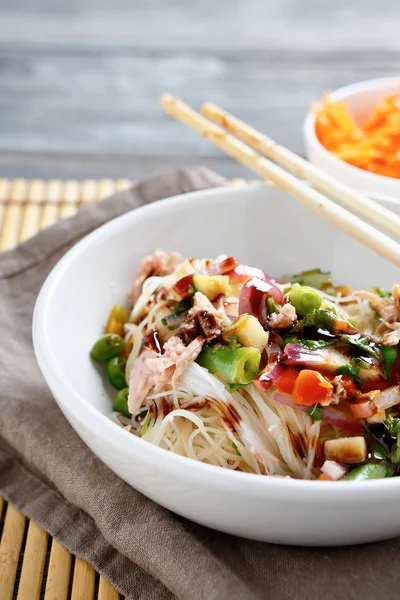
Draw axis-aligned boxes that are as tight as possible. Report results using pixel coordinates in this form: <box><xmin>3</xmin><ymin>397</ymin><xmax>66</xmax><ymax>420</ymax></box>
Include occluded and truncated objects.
<box><xmin>108</xmin><ymin>356</ymin><xmax>127</xmax><ymax>389</ymax></box>
<box><xmin>90</xmin><ymin>334</ymin><xmax>125</xmax><ymax>362</ymax></box>
<box><xmin>288</xmin><ymin>286</ymin><xmax>322</xmax><ymax>317</ymax></box>
<box><xmin>113</xmin><ymin>387</ymin><xmax>131</xmax><ymax>418</ymax></box>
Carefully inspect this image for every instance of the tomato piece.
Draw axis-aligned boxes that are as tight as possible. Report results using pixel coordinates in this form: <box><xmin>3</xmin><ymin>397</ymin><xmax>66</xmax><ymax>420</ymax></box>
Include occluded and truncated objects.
<box><xmin>275</xmin><ymin>368</ymin><xmax>299</xmax><ymax>394</ymax></box>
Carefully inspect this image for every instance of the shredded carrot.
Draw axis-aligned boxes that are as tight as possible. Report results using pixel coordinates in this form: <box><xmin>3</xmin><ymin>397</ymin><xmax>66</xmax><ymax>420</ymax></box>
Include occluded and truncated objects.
<box><xmin>292</xmin><ymin>369</ymin><xmax>333</xmax><ymax>406</ymax></box>
<box><xmin>313</xmin><ymin>87</ymin><xmax>400</xmax><ymax>178</ymax></box>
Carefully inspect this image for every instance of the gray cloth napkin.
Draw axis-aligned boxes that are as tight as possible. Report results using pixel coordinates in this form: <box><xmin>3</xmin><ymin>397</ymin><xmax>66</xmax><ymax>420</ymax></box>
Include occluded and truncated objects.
<box><xmin>1</xmin><ymin>168</ymin><xmax>400</xmax><ymax>600</ymax></box>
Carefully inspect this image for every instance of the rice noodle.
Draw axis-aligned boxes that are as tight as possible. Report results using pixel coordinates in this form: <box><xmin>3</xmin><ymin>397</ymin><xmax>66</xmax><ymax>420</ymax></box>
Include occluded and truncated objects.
<box><xmin>108</xmin><ymin>257</ymin><xmax>379</xmax><ymax>479</ymax></box>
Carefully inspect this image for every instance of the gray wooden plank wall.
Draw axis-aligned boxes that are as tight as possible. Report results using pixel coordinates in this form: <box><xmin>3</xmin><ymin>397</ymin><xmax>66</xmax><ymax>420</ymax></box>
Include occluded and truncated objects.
<box><xmin>0</xmin><ymin>0</ymin><xmax>398</xmax><ymax>179</ymax></box>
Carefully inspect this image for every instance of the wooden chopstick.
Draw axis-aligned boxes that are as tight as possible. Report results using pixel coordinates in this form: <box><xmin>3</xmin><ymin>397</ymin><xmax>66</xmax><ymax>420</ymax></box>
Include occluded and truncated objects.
<box><xmin>160</xmin><ymin>93</ymin><xmax>400</xmax><ymax>268</ymax></box>
<box><xmin>201</xmin><ymin>102</ymin><xmax>400</xmax><ymax>238</ymax></box>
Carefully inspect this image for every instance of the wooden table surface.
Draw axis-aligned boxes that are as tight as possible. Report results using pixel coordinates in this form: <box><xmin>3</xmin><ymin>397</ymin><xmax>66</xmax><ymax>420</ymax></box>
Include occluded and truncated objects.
<box><xmin>0</xmin><ymin>0</ymin><xmax>399</xmax><ymax>180</ymax></box>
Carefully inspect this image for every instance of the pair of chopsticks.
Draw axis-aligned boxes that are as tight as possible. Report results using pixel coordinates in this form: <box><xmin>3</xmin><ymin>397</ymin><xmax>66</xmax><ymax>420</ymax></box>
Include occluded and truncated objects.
<box><xmin>160</xmin><ymin>93</ymin><xmax>400</xmax><ymax>269</ymax></box>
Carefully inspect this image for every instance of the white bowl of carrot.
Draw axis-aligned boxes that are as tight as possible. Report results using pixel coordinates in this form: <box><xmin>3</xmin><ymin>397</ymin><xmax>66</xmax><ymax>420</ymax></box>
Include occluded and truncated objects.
<box><xmin>303</xmin><ymin>76</ymin><xmax>400</xmax><ymax>201</ymax></box>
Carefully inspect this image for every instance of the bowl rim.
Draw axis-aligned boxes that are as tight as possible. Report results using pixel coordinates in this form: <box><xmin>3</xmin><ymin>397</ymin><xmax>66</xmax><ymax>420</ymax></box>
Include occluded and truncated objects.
<box><xmin>33</xmin><ymin>183</ymin><xmax>400</xmax><ymax>497</ymax></box>
<box><xmin>303</xmin><ymin>75</ymin><xmax>400</xmax><ymax>190</ymax></box>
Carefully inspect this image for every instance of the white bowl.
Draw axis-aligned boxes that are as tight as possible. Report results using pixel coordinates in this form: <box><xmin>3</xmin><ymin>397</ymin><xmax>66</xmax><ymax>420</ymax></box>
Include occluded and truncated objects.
<box><xmin>33</xmin><ymin>184</ymin><xmax>400</xmax><ymax>546</ymax></box>
<box><xmin>304</xmin><ymin>76</ymin><xmax>400</xmax><ymax>202</ymax></box>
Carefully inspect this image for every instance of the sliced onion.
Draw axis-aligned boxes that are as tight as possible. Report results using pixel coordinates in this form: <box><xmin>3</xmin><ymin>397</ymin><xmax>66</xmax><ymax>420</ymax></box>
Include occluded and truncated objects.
<box><xmin>374</xmin><ymin>385</ymin><xmax>400</xmax><ymax>410</ymax></box>
<box><xmin>283</xmin><ymin>343</ymin><xmax>348</xmax><ymax>372</ymax></box>
<box><xmin>321</xmin><ymin>460</ymin><xmax>347</xmax><ymax>481</ymax></box>
<box><xmin>254</xmin><ymin>363</ymin><xmax>284</xmax><ymax>391</ymax></box>
<box><xmin>270</xmin><ymin>391</ymin><xmax>362</xmax><ymax>433</ymax></box>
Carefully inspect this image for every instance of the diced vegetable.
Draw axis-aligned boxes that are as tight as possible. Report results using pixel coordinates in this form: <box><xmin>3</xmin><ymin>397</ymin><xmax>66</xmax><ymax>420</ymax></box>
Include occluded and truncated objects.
<box><xmin>288</xmin><ymin>286</ymin><xmax>322</xmax><ymax>317</ymax></box>
<box><xmin>224</xmin><ymin>314</ymin><xmax>269</xmax><ymax>352</ymax></box>
<box><xmin>324</xmin><ymin>436</ymin><xmax>367</xmax><ymax>464</ymax></box>
<box><xmin>349</xmin><ymin>401</ymin><xmax>375</xmax><ymax>419</ymax></box>
<box><xmin>275</xmin><ymin>368</ymin><xmax>299</xmax><ymax>394</ymax></box>
<box><xmin>173</xmin><ymin>274</ymin><xmax>195</xmax><ymax>298</ymax></box>
<box><xmin>193</xmin><ymin>274</ymin><xmax>230</xmax><ymax>301</ymax></box>
<box><xmin>91</xmin><ymin>334</ymin><xmax>125</xmax><ymax>362</ymax></box>
<box><xmin>198</xmin><ymin>343</ymin><xmax>261</xmax><ymax>385</ymax></box>
<box><xmin>107</xmin><ymin>356</ymin><xmax>128</xmax><ymax>389</ymax></box>
<box><xmin>342</xmin><ymin>462</ymin><xmax>393</xmax><ymax>481</ymax></box>
<box><xmin>292</xmin><ymin>369</ymin><xmax>333</xmax><ymax>406</ymax></box>
<box><xmin>105</xmin><ymin>305</ymin><xmax>130</xmax><ymax>336</ymax></box>
<box><xmin>374</xmin><ymin>385</ymin><xmax>400</xmax><ymax>410</ymax></box>
<box><xmin>320</xmin><ymin>460</ymin><xmax>347</xmax><ymax>480</ymax></box>
<box><xmin>113</xmin><ymin>387</ymin><xmax>131</xmax><ymax>417</ymax></box>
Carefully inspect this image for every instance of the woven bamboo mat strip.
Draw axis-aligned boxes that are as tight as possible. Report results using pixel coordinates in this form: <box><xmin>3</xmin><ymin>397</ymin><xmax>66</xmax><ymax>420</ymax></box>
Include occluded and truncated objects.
<box><xmin>0</xmin><ymin>178</ymin><xmax>132</xmax><ymax>252</ymax></box>
<box><xmin>0</xmin><ymin>175</ymin><xmax>250</xmax><ymax>599</ymax></box>
<box><xmin>0</xmin><ymin>178</ymin><xmax>133</xmax><ymax>599</ymax></box>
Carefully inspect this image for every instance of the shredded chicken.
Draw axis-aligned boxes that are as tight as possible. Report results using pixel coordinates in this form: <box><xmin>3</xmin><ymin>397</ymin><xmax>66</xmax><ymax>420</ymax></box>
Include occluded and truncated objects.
<box><xmin>383</xmin><ymin>328</ymin><xmax>400</xmax><ymax>346</ymax></box>
<box><xmin>128</xmin><ymin>348</ymin><xmax>157</xmax><ymax>415</ymax></box>
<box><xmin>129</xmin><ymin>249</ymin><xmax>183</xmax><ymax>306</ymax></box>
<box><xmin>326</xmin><ymin>375</ymin><xmax>344</xmax><ymax>406</ymax></box>
<box><xmin>268</xmin><ymin>303</ymin><xmax>297</xmax><ymax>330</ymax></box>
<box><xmin>146</xmin><ymin>336</ymin><xmax>204</xmax><ymax>387</ymax></box>
<box><xmin>177</xmin><ymin>292</ymin><xmax>229</xmax><ymax>344</ymax></box>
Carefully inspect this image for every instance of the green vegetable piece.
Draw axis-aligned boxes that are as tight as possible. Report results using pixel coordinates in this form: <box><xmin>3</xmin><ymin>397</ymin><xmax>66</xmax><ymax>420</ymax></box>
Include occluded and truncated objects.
<box><xmin>113</xmin><ymin>387</ymin><xmax>131</xmax><ymax>418</ymax></box>
<box><xmin>283</xmin><ymin>268</ymin><xmax>333</xmax><ymax>291</ymax></box>
<box><xmin>342</xmin><ymin>462</ymin><xmax>393</xmax><ymax>481</ymax></box>
<box><xmin>134</xmin><ymin>407</ymin><xmax>149</xmax><ymax>422</ymax></box>
<box><xmin>107</xmin><ymin>356</ymin><xmax>127</xmax><ymax>389</ymax></box>
<box><xmin>383</xmin><ymin>415</ymin><xmax>400</xmax><ymax>466</ymax></box>
<box><xmin>198</xmin><ymin>343</ymin><xmax>261</xmax><ymax>385</ymax></box>
<box><xmin>293</xmin><ymin>309</ymin><xmax>336</xmax><ymax>334</ymax></box>
<box><xmin>300</xmin><ymin>339</ymin><xmax>334</xmax><ymax>350</ymax></box>
<box><xmin>284</xmin><ymin>334</ymin><xmax>298</xmax><ymax>346</ymax></box>
<box><xmin>373</xmin><ymin>286</ymin><xmax>392</xmax><ymax>298</ymax></box>
<box><xmin>161</xmin><ymin>297</ymin><xmax>193</xmax><ymax>328</ymax></box>
<box><xmin>335</xmin><ymin>364</ymin><xmax>362</xmax><ymax>384</ymax></box>
<box><xmin>289</xmin><ymin>286</ymin><xmax>322</xmax><ymax>317</ymax></box>
<box><xmin>307</xmin><ymin>404</ymin><xmax>323</xmax><ymax>420</ymax></box>
<box><xmin>90</xmin><ymin>333</ymin><xmax>125</xmax><ymax>361</ymax></box>
<box><xmin>140</xmin><ymin>411</ymin><xmax>151</xmax><ymax>436</ymax></box>
<box><xmin>380</xmin><ymin>345</ymin><xmax>398</xmax><ymax>379</ymax></box>
<box><xmin>232</xmin><ymin>442</ymin><xmax>241</xmax><ymax>456</ymax></box>
<box><xmin>267</xmin><ymin>297</ymin><xmax>278</xmax><ymax>314</ymax></box>
<box><xmin>340</xmin><ymin>334</ymin><xmax>380</xmax><ymax>362</ymax></box>
<box><xmin>370</xmin><ymin>439</ymin><xmax>387</xmax><ymax>461</ymax></box>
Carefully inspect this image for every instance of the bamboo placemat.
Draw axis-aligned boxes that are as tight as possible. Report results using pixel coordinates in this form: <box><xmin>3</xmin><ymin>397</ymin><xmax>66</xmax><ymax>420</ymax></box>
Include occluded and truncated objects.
<box><xmin>0</xmin><ymin>178</ymin><xmax>133</xmax><ymax>600</ymax></box>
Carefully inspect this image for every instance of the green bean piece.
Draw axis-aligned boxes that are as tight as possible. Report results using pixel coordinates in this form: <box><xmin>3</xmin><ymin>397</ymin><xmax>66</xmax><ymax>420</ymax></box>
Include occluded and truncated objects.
<box><xmin>288</xmin><ymin>286</ymin><xmax>322</xmax><ymax>317</ymax></box>
<box><xmin>342</xmin><ymin>462</ymin><xmax>393</xmax><ymax>481</ymax></box>
<box><xmin>113</xmin><ymin>387</ymin><xmax>131</xmax><ymax>418</ymax></box>
<box><xmin>90</xmin><ymin>333</ymin><xmax>125</xmax><ymax>361</ymax></box>
<box><xmin>107</xmin><ymin>356</ymin><xmax>127</xmax><ymax>389</ymax></box>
